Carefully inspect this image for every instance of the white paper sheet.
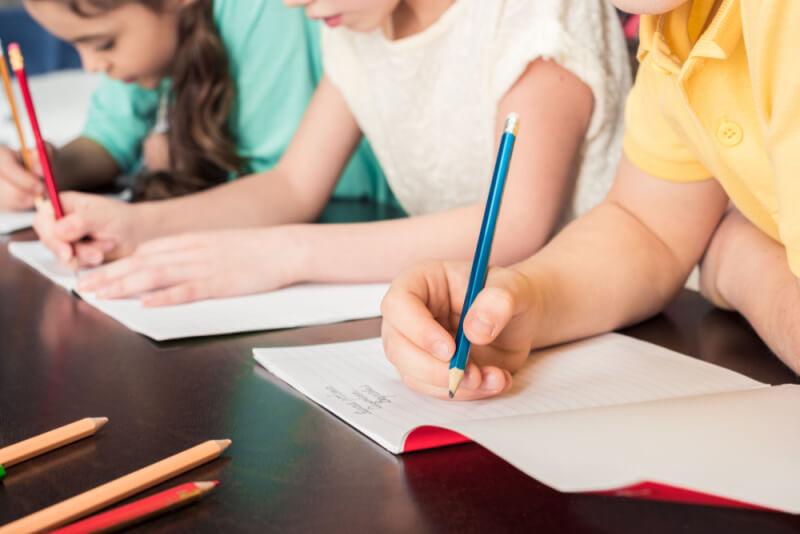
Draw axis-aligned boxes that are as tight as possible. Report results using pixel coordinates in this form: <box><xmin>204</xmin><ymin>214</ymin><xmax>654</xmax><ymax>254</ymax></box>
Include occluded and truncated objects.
<box><xmin>0</xmin><ymin>210</ymin><xmax>35</xmax><ymax>234</ymax></box>
<box><xmin>450</xmin><ymin>385</ymin><xmax>800</xmax><ymax>514</ymax></box>
<box><xmin>9</xmin><ymin>241</ymin><xmax>388</xmax><ymax>341</ymax></box>
<box><xmin>253</xmin><ymin>334</ymin><xmax>764</xmax><ymax>453</ymax></box>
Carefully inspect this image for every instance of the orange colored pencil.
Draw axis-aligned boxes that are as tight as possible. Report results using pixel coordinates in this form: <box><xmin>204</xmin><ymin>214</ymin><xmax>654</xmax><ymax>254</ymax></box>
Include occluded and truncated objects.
<box><xmin>0</xmin><ymin>39</ymin><xmax>34</xmax><ymax>174</ymax></box>
<box><xmin>0</xmin><ymin>439</ymin><xmax>231</xmax><ymax>534</ymax></box>
<box><xmin>0</xmin><ymin>418</ymin><xmax>108</xmax><ymax>481</ymax></box>
<box><xmin>7</xmin><ymin>43</ymin><xmax>60</xmax><ymax>216</ymax></box>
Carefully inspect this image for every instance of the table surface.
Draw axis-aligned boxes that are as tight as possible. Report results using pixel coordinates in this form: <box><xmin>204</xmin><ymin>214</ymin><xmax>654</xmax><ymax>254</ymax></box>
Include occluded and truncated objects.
<box><xmin>1</xmin><ymin>212</ymin><xmax>799</xmax><ymax>533</ymax></box>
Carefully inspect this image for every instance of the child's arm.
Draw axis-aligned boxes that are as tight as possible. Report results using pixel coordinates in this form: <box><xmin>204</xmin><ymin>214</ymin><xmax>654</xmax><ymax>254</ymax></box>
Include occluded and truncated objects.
<box><xmin>53</xmin><ymin>137</ymin><xmax>122</xmax><ymax>190</ymax></box>
<box><xmin>33</xmin><ymin>75</ymin><xmax>362</xmax><ymax>264</ymax></box>
<box><xmin>699</xmin><ymin>208</ymin><xmax>800</xmax><ymax>373</ymax></box>
<box><xmin>279</xmin><ymin>58</ymin><xmax>594</xmax><ymax>278</ymax></box>
<box><xmin>71</xmin><ymin>59</ymin><xmax>595</xmax><ymax>303</ymax></box>
<box><xmin>381</xmin><ymin>155</ymin><xmax>730</xmax><ymax>399</ymax></box>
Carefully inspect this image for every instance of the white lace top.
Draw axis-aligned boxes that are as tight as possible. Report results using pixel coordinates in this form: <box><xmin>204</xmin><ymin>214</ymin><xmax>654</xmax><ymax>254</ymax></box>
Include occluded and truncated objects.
<box><xmin>322</xmin><ymin>0</ymin><xmax>631</xmax><ymax>218</ymax></box>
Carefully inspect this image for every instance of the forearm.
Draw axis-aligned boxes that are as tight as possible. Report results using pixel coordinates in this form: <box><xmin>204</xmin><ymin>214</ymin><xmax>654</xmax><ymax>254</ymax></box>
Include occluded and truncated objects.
<box><xmin>516</xmin><ymin>201</ymin><xmax>693</xmax><ymax>349</ymax></box>
<box><xmin>703</xmin><ymin>209</ymin><xmax>800</xmax><ymax>371</ymax></box>
<box><xmin>54</xmin><ymin>137</ymin><xmax>120</xmax><ymax>191</ymax></box>
<box><xmin>133</xmin><ymin>165</ymin><xmax>324</xmax><ymax>243</ymax></box>
<box><xmin>291</xmin><ymin>201</ymin><xmax>553</xmax><ymax>284</ymax></box>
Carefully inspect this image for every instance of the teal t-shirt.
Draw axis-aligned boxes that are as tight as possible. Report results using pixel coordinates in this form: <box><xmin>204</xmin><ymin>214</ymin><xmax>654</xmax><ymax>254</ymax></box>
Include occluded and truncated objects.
<box><xmin>81</xmin><ymin>0</ymin><xmax>393</xmax><ymax>203</ymax></box>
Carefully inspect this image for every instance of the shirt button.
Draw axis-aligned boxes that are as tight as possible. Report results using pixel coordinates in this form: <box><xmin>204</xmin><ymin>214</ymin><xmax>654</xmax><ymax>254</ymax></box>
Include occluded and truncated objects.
<box><xmin>717</xmin><ymin>120</ymin><xmax>743</xmax><ymax>147</ymax></box>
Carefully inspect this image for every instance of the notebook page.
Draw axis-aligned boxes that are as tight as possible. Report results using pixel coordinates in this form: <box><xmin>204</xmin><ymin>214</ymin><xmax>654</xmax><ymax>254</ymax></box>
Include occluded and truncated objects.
<box><xmin>9</xmin><ymin>241</ymin><xmax>388</xmax><ymax>340</ymax></box>
<box><xmin>253</xmin><ymin>335</ymin><xmax>765</xmax><ymax>454</ymax></box>
<box><xmin>0</xmin><ymin>211</ymin><xmax>35</xmax><ymax>235</ymax></box>
<box><xmin>446</xmin><ymin>385</ymin><xmax>800</xmax><ymax>513</ymax></box>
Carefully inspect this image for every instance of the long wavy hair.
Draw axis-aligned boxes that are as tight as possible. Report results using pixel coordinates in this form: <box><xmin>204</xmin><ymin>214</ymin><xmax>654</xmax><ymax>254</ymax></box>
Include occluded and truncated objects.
<box><xmin>39</xmin><ymin>0</ymin><xmax>243</xmax><ymax>200</ymax></box>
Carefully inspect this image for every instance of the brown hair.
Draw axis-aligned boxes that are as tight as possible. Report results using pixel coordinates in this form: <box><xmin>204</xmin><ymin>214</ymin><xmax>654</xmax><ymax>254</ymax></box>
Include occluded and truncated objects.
<box><xmin>44</xmin><ymin>0</ymin><xmax>244</xmax><ymax>200</ymax></box>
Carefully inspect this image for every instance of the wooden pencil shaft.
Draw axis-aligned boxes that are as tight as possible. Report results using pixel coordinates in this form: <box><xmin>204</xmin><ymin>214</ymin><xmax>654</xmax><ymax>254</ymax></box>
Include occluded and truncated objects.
<box><xmin>0</xmin><ymin>52</ymin><xmax>32</xmax><ymax>172</ymax></box>
<box><xmin>7</xmin><ymin>44</ymin><xmax>62</xmax><ymax>218</ymax></box>
<box><xmin>0</xmin><ymin>440</ymin><xmax>229</xmax><ymax>534</ymax></box>
<box><xmin>0</xmin><ymin>418</ymin><xmax>104</xmax><ymax>468</ymax></box>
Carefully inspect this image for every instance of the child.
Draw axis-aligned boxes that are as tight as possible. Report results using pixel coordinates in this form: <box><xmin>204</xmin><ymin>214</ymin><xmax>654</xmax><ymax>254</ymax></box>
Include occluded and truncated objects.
<box><xmin>35</xmin><ymin>0</ymin><xmax>630</xmax><ymax>307</ymax></box>
<box><xmin>0</xmin><ymin>0</ymin><xmax>387</xmax><ymax>209</ymax></box>
<box><xmin>381</xmin><ymin>0</ymin><xmax>800</xmax><ymax>400</ymax></box>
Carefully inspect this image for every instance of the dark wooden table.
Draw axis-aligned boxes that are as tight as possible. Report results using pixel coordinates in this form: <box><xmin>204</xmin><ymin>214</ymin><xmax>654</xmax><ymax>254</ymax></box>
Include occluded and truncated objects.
<box><xmin>1</xmin><ymin>209</ymin><xmax>799</xmax><ymax>533</ymax></box>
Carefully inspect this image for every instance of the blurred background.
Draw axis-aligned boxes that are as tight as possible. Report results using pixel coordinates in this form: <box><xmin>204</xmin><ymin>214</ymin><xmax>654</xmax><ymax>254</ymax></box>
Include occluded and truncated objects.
<box><xmin>0</xmin><ymin>0</ymin><xmax>81</xmax><ymax>74</ymax></box>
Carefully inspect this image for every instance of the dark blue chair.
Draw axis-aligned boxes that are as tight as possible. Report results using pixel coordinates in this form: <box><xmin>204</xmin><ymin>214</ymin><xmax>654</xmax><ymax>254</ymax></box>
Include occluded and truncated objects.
<box><xmin>0</xmin><ymin>5</ymin><xmax>81</xmax><ymax>75</ymax></box>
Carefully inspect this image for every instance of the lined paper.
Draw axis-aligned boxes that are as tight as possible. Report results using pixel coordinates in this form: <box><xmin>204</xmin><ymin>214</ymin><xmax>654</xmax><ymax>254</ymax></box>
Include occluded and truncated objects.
<box><xmin>9</xmin><ymin>241</ymin><xmax>388</xmax><ymax>341</ymax></box>
<box><xmin>253</xmin><ymin>334</ymin><xmax>765</xmax><ymax>453</ymax></box>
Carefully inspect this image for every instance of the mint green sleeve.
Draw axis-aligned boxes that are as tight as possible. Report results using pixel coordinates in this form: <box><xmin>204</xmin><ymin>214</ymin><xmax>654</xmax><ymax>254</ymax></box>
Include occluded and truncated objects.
<box><xmin>215</xmin><ymin>0</ymin><xmax>396</xmax><ymax>205</ymax></box>
<box><xmin>81</xmin><ymin>77</ymin><xmax>160</xmax><ymax>174</ymax></box>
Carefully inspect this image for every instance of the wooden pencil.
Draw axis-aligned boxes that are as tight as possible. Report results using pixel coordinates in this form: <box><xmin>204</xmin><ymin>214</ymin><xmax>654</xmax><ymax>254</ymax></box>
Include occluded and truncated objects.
<box><xmin>7</xmin><ymin>43</ymin><xmax>61</xmax><ymax>216</ymax></box>
<box><xmin>0</xmin><ymin>439</ymin><xmax>231</xmax><ymax>533</ymax></box>
<box><xmin>0</xmin><ymin>39</ymin><xmax>34</xmax><ymax>175</ymax></box>
<box><xmin>0</xmin><ymin>417</ymin><xmax>108</xmax><ymax>478</ymax></box>
<box><xmin>50</xmin><ymin>481</ymin><xmax>219</xmax><ymax>534</ymax></box>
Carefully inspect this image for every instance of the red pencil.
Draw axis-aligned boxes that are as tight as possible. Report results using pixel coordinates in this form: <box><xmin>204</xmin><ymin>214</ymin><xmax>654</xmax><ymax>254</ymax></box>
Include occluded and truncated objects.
<box><xmin>49</xmin><ymin>481</ymin><xmax>219</xmax><ymax>534</ymax></box>
<box><xmin>7</xmin><ymin>42</ymin><xmax>64</xmax><ymax>218</ymax></box>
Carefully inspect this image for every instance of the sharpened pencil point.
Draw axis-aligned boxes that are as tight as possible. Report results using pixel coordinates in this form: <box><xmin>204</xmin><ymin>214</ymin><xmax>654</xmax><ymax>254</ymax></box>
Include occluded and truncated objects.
<box><xmin>448</xmin><ymin>390</ymin><xmax>454</xmax><ymax>399</ymax></box>
<box><xmin>91</xmin><ymin>417</ymin><xmax>109</xmax><ymax>430</ymax></box>
<box><xmin>215</xmin><ymin>439</ymin><xmax>232</xmax><ymax>450</ymax></box>
<box><xmin>448</xmin><ymin>368</ymin><xmax>464</xmax><ymax>399</ymax></box>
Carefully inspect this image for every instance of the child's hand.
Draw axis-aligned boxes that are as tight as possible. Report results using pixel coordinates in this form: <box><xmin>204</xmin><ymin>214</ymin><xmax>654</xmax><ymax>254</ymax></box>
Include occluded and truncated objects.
<box><xmin>76</xmin><ymin>227</ymin><xmax>305</xmax><ymax>306</ymax></box>
<box><xmin>381</xmin><ymin>260</ymin><xmax>540</xmax><ymax>401</ymax></box>
<box><xmin>0</xmin><ymin>145</ymin><xmax>45</xmax><ymax>210</ymax></box>
<box><xmin>33</xmin><ymin>192</ymin><xmax>138</xmax><ymax>268</ymax></box>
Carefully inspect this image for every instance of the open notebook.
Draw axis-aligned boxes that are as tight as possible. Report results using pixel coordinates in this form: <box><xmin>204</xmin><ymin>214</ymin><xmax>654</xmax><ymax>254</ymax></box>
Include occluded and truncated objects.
<box><xmin>10</xmin><ymin>241</ymin><xmax>388</xmax><ymax>341</ymax></box>
<box><xmin>254</xmin><ymin>333</ymin><xmax>800</xmax><ymax>513</ymax></box>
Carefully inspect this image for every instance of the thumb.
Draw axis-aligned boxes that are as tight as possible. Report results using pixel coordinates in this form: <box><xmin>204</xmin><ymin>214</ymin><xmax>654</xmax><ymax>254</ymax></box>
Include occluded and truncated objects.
<box><xmin>462</xmin><ymin>286</ymin><xmax>517</xmax><ymax>345</ymax></box>
<box><xmin>52</xmin><ymin>193</ymin><xmax>107</xmax><ymax>241</ymax></box>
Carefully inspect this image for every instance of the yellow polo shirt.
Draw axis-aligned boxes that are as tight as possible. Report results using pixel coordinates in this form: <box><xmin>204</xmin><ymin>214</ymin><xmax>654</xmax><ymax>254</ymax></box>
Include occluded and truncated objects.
<box><xmin>623</xmin><ymin>0</ymin><xmax>800</xmax><ymax>275</ymax></box>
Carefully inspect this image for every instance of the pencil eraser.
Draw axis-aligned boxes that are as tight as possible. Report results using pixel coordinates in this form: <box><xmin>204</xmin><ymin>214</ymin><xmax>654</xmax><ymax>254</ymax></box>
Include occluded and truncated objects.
<box><xmin>7</xmin><ymin>43</ymin><xmax>22</xmax><ymax>70</ymax></box>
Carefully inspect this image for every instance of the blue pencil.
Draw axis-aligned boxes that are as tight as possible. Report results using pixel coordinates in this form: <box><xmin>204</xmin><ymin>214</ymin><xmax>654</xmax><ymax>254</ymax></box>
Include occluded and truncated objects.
<box><xmin>448</xmin><ymin>112</ymin><xmax>519</xmax><ymax>398</ymax></box>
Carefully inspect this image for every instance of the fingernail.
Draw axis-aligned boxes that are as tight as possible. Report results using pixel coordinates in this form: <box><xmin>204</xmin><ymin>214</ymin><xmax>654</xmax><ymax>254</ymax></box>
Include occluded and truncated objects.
<box><xmin>97</xmin><ymin>288</ymin><xmax>111</xmax><ymax>298</ymax></box>
<box><xmin>468</xmin><ymin>313</ymin><xmax>494</xmax><ymax>338</ymax></box>
<box><xmin>481</xmin><ymin>372</ymin><xmax>502</xmax><ymax>392</ymax></box>
<box><xmin>432</xmin><ymin>340</ymin><xmax>451</xmax><ymax>359</ymax></box>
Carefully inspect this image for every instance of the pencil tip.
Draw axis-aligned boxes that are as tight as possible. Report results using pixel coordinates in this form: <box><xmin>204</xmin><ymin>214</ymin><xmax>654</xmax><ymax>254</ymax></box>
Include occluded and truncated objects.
<box><xmin>91</xmin><ymin>417</ymin><xmax>109</xmax><ymax>429</ymax></box>
<box><xmin>195</xmin><ymin>481</ymin><xmax>219</xmax><ymax>490</ymax></box>
<box><xmin>448</xmin><ymin>390</ymin><xmax>454</xmax><ymax>399</ymax></box>
<box><xmin>215</xmin><ymin>439</ymin><xmax>232</xmax><ymax>450</ymax></box>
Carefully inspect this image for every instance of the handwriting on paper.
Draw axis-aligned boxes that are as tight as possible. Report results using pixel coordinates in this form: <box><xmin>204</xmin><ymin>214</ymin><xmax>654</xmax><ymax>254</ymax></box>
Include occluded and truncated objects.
<box><xmin>326</xmin><ymin>385</ymin><xmax>393</xmax><ymax>415</ymax></box>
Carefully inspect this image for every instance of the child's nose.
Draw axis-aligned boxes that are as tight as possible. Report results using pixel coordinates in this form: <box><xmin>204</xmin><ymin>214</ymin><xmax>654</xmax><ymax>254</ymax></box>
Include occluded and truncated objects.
<box><xmin>79</xmin><ymin>53</ymin><xmax>110</xmax><ymax>75</ymax></box>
